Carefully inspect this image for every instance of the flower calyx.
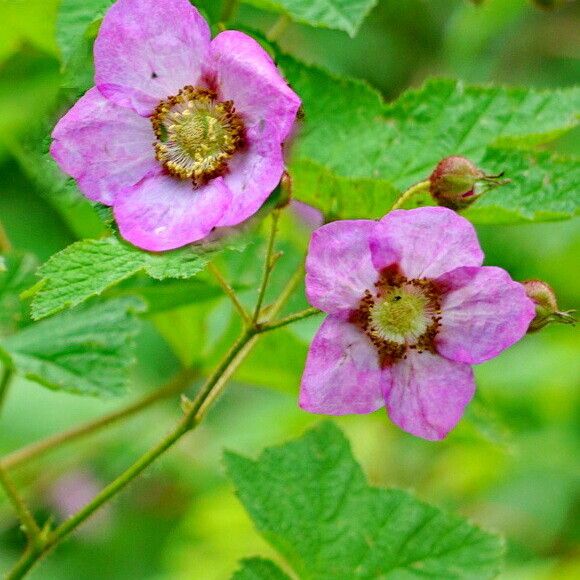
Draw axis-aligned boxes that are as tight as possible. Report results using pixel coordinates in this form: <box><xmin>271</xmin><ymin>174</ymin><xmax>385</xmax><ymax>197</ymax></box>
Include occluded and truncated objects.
<box><xmin>429</xmin><ymin>156</ymin><xmax>509</xmax><ymax>211</ymax></box>
<box><xmin>522</xmin><ymin>279</ymin><xmax>576</xmax><ymax>332</ymax></box>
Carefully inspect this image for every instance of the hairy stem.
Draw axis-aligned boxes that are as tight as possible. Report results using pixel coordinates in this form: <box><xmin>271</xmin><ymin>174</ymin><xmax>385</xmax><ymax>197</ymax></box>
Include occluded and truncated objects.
<box><xmin>5</xmin><ymin>263</ymin><xmax>304</xmax><ymax>579</ymax></box>
<box><xmin>258</xmin><ymin>307</ymin><xmax>321</xmax><ymax>334</ymax></box>
<box><xmin>0</xmin><ymin>465</ymin><xmax>41</xmax><ymax>543</ymax></box>
<box><xmin>0</xmin><ymin>367</ymin><xmax>14</xmax><ymax>417</ymax></box>
<box><xmin>391</xmin><ymin>180</ymin><xmax>431</xmax><ymax>210</ymax></box>
<box><xmin>0</xmin><ymin>219</ymin><xmax>11</xmax><ymax>253</ymax></box>
<box><xmin>266</xmin><ymin>14</ymin><xmax>291</xmax><ymax>42</ymax></box>
<box><xmin>207</xmin><ymin>262</ymin><xmax>251</xmax><ymax>325</ymax></box>
<box><xmin>1</xmin><ymin>368</ymin><xmax>197</xmax><ymax>471</ymax></box>
<box><xmin>220</xmin><ymin>0</ymin><xmax>239</xmax><ymax>23</ymax></box>
<box><xmin>252</xmin><ymin>210</ymin><xmax>281</xmax><ymax>325</ymax></box>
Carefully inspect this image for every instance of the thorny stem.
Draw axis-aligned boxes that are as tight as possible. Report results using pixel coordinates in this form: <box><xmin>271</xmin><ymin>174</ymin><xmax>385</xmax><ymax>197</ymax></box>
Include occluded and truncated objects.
<box><xmin>391</xmin><ymin>180</ymin><xmax>431</xmax><ymax>210</ymax></box>
<box><xmin>0</xmin><ymin>465</ymin><xmax>42</xmax><ymax>543</ymax></box>
<box><xmin>266</xmin><ymin>14</ymin><xmax>291</xmax><ymax>42</ymax></box>
<box><xmin>207</xmin><ymin>262</ymin><xmax>251</xmax><ymax>325</ymax></box>
<box><xmin>0</xmin><ymin>368</ymin><xmax>197</xmax><ymax>471</ymax></box>
<box><xmin>5</xmin><ymin>254</ymin><xmax>306</xmax><ymax>579</ymax></box>
<box><xmin>252</xmin><ymin>209</ymin><xmax>281</xmax><ymax>325</ymax></box>
<box><xmin>220</xmin><ymin>0</ymin><xmax>239</xmax><ymax>23</ymax></box>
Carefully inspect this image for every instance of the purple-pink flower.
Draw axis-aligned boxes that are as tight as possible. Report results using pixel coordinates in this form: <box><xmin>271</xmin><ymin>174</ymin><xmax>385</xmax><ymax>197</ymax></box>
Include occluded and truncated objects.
<box><xmin>51</xmin><ymin>0</ymin><xmax>300</xmax><ymax>251</ymax></box>
<box><xmin>300</xmin><ymin>207</ymin><xmax>535</xmax><ymax>440</ymax></box>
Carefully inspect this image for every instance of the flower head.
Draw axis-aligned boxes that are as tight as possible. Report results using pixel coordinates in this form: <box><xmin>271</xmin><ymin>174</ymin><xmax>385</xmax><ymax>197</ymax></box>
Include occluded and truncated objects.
<box><xmin>51</xmin><ymin>0</ymin><xmax>301</xmax><ymax>251</ymax></box>
<box><xmin>300</xmin><ymin>207</ymin><xmax>535</xmax><ymax>440</ymax></box>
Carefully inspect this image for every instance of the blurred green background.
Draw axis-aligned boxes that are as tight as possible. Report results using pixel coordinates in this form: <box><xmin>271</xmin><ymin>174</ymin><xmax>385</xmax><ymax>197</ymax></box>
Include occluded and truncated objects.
<box><xmin>0</xmin><ymin>0</ymin><xmax>579</xmax><ymax>578</ymax></box>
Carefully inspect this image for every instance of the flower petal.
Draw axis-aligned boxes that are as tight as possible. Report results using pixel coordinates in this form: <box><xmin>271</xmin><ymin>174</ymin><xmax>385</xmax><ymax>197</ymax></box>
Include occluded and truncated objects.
<box><xmin>370</xmin><ymin>207</ymin><xmax>484</xmax><ymax>279</ymax></box>
<box><xmin>94</xmin><ymin>0</ymin><xmax>211</xmax><ymax>115</ymax></box>
<box><xmin>305</xmin><ymin>220</ymin><xmax>378</xmax><ymax>318</ymax></box>
<box><xmin>299</xmin><ymin>317</ymin><xmax>384</xmax><ymax>415</ymax></box>
<box><xmin>210</xmin><ymin>30</ymin><xmax>301</xmax><ymax>141</ymax></box>
<box><xmin>384</xmin><ymin>351</ymin><xmax>475</xmax><ymax>441</ymax></box>
<box><xmin>436</xmin><ymin>266</ymin><xmax>536</xmax><ymax>364</ymax></box>
<box><xmin>114</xmin><ymin>173</ymin><xmax>230</xmax><ymax>251</ymax></box>
<box><xmin>50</xmin><ymin>87</ymin><xmax>157</xmax><ymax>205</ymax></box>
<box><xmin>216</xmin><ymin>125</ymin><xmax>284</xmax><ymax>227</ymax></box>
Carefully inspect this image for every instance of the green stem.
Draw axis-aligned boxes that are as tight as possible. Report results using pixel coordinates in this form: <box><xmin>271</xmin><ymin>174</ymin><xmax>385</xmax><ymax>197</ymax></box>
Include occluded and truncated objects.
<box><xmin>252</xmin><ymin>210</ymin><xmax>281</xmax><ymax>325</ymax></box>
<box><xmin>220</xmin><ymin>0</ymin><xmax>239</xmax><ymax>23</ymax></box>
<box><xmin>390</xmin><ymin>180</ymin><xmax>431</xmax><ymax>210</ymax></box>
<box><xmin>5</xmin><ymin>263</ymin><xmax>305</xmax><ymax>579</ymax></box>
<box><xmin>0</xmin><ymin>367</ymin><xmax>14</xmax><ymax>417</ymax></box>
<box><xmin>1</xmin><ymin>368</ymin><xmax>196</xmax><ymax>471</ymax></box>
<box><xmin>0</xmin><ymin>465</ymin><xmax>41</xmax><ymax>543</ymax></box>
<box><xmin>207</xmin><ymin>262</ymin><xmax>251</xmax><ymax>326</ymax></box>
<box><xmin>0</xmin><ymin>219</ymin><xmax>11</xmax><ymax>253</ymax></box>
<box><xmin>258</xmin><ymin>307</ymin><xmax>321</xmax><ymax>334</ymax></box>
<box><xmin>266</xmin><ymin>14</ymin><xmax>291</xmax><ymax>42</ymax></box>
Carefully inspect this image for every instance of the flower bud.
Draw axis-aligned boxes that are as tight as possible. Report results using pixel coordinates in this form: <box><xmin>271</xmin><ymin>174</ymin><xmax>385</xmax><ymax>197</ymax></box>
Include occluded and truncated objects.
<box><xmin>522</xmin><ymin>279</ymin><xmax>576</xmax><ymax>332</ymax></box>
<box><xmin>276</xmin><ymin>171</ymin><xmax>293</xmax><ymax>209</ymax></box>
<box><xmin>429</xmin><ymin>156</ymin><xmax>509</xmax><ymax>211</ymax></box>
<box><xmin>429</xmin><ymin>157</ymin><xmax>484</xmax><ymax>210</ymax></box>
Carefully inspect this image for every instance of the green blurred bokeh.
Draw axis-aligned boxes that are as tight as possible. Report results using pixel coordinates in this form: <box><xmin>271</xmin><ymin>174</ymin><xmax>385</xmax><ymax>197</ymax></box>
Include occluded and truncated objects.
<box><xmin>0</xmin><ymin>0</ymin><xmax>578</xmax><ymax>578</ymax></box>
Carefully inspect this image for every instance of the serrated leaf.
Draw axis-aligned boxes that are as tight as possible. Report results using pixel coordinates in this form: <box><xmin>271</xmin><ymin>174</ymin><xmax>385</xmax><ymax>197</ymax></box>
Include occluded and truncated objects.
<box><xmin>243</xmin><ymin>0</ymin><xmax>377</xmax><ymax>36</ymax></box>
<box><xmin>0</xmin><ymin>253</ymin><xmax>39</xmax><ymax>334</ymax></box>
<box><xmin>30</xmin><ymin>233</ymin><xmax>249</xmax><ymax>320</ymax></box>
<box><xmin>232</xmin><ymin>557</ymin><xmax>291</xmax><ymax>580</ymax></box>
<box><xmin>0</xmin><ymin>297</ymin><xmax>144</xmax><ymax>397</ymax></box>
<box><xmin>280</xmin><ymin>56</ymin><xmax>580</xmax><ymax>222</ymax></box>
<box><xmin>226</xmin><ymin>422</ymin><xmax>505</xmax><ymax>579</ymax></box>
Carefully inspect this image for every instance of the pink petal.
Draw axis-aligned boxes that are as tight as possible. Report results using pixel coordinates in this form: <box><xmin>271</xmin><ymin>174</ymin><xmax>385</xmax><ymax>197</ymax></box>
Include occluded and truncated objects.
<box><xmin>113</xmin><ymin>173</ymin><xmax>231</xmax><ymax>251</ymax></box>
<box><xmin>216</xmin><ymin>125</ymin><xmax>284</xmax><ymax>227</ymax></box>
<box><xmin>209</xmin><ymin>30</ymin><xmax>301</xmax><ymax>141</ymax></box>
<box><xmin>370</xmin><ymin>207</ymin><xmax>484</xmax><ymax>279</ymax></box>
<box><xmin>50</xmin><ymin>87</ymin><xmax>157</xmax><ymax>205</ymax></box>
<box><xmin>436</xmin><ymin>266</ymin><xmax>536</xmax><ymax>364</ymax></box>
<box><xmin>94</xmin><ymin>0</ymin><xmax>211</xmax><ymax>116</ymax></box>
<box><xmin>305</xmin><ymin>220</ymin><xmax>379</xmax><ymax>318</ymax></box>
<box><xmin>299</xmin><ymin>317</ymin><xmax>384</xmax><ymax>415</ymax></box>
<box><xmin>384</xmin><ymin>351</ymin><xmax>475</xmax><ymax>441</ymax></box>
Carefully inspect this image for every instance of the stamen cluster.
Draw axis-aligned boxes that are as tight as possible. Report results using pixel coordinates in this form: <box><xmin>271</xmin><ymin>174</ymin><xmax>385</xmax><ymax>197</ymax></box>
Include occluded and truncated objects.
<box><xmin>151</xmin><ymin>86</ymin><xmax>245</xmax><ymax>185</ymax></box>
<box><xmin>349</xmin><ymin>267</ymin><xmax>442</xmax><ymax>368</ymax></box>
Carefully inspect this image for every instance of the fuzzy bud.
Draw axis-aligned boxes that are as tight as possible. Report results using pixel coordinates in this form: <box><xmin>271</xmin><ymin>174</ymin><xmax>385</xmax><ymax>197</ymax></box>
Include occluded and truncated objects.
<box><xmin>522</xmin><ymin>279</ymin><xmax>576</xmax><ymax>332</ymax></box>
<box><xmin>429</xmin><ymin>157</ymin><xmax>484</xmax><ymax>210</ymax></box>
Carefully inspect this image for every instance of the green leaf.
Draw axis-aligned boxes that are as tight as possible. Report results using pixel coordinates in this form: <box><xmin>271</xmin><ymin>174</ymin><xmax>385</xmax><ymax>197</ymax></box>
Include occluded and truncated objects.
<box><xmin>0</xmin><ymin>297</ymin><xmax>144</xmax><ymax>397</ymax></box>
<box><xmin>29</xmin><ymin>233</ymin><xmax>249</xmax><ymax>320</ymax></box>
<box><xmin>56</xmin><ymin>0</ymin><xmax>112</xmax><ymax>68</ymax></box>
<box><xmin>0</xmin><ymin>253</ymin><xmax>39</xmax><ymax>334</ymax></box>
<box><xmin>280</xmin><ymin>55</ymin><xmax>580</xmax><ymax>222</ymax></box>
<box><xmin>243</xmin><ymin>0</ymin><xmax>377</xmax><ymax>36</ymax></box>
<box><xmin>232</xmin><ymin>557</ymin><xmax>291</xmax><ymax>580</ymax></box>
<box><xmin>226</xmin><ymin>422</ymin><xmax>505</xmax><ymax>579</ymax></box>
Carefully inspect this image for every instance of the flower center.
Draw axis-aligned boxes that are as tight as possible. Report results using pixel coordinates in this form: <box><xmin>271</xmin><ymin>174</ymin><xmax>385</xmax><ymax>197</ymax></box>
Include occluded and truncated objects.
<box><xmin>151</xmin><ymin>86</ymin><xmax>245</xmax><ymax>185</ymax></box>
<box><xmin>349</xmin><ymin>267</ymin><xmax>443</xmax><ymax>368</ymax></box>
<box><xmin>370</xmin><ymin>286</ymin><xmax>431</xmax><ymax>344</ymax></box>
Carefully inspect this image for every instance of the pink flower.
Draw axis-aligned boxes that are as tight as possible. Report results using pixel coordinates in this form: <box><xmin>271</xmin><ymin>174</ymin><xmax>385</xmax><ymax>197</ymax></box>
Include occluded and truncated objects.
<box><xmin>51</xmin><ymin>0</ymin><xmax>300</xmax><ymax>251</ymax></box>
<box><xmin>300</xmin><ymin>207</ymin><xmax>535</xmax><ymax>440</ymax></box>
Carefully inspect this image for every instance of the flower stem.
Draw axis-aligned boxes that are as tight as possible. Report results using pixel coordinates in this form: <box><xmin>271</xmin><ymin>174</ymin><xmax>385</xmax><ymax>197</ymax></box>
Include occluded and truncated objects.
<box><xmin>0</xmin><ymin>367</ymin><xmax>14</xmax><ymax>418</ymax></box>
<box><xmin>0</xmin><ymin>464</ymin><xmax>42</xmax><ymax>543</ymax></box>
<box><xmin>0</xmin><ymin>368</ymin><xmax>197</xmax><ymax>471</ymax></box>
<box><xmin>266</xmin><ymin>14</ymin><xmax>291</xmax><ymax>42</ymax></box>
<box><xmin>4</xmin><ymin>263</ymin><xmax>305</xmax><ymax>579</ymax></box>
<box><xmin>257</xmin><ymin>307</ymin><xmax>321</xmax><ymax>333</ymax></box>
<box><xmin>207</xmin><ymin>262</ymin><xmax>251</xmax><ymax>326</ymax></box>
<box><xmin>390</xmin><ymin>180</ymin><xmax>431</xmax><ymax>210</ymax></box>
<box><xmin>252</xmin><ymin>209</ymin><xmax>281</xmax><ymax>325</ymax></box>
<box><xmin>0</xmin><ymin>219</ymin><xmax>11</xmax><ymax>253</ymax></box>
<box><xmin>220</xmin><ymin>0</ymin><xmax>239</xmax><ymax>23</ymax></box>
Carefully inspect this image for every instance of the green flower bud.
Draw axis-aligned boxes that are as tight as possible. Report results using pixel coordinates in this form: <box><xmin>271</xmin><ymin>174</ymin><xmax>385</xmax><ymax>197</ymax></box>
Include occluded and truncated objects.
<box><xmin>522</xmin><ymin>279</ymin><xmax>576</xmax><ymax>333</ymax></box>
